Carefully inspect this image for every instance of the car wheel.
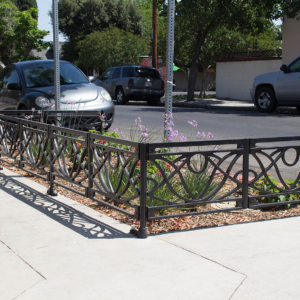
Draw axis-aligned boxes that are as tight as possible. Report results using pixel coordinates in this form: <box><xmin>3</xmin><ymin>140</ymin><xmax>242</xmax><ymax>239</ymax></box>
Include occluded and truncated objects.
<box><xmin>255</xmin><ymin>87</ymin><xmax>277</xmax><ymax>113</ymax></box>
<box><xmin>116</xmin><ymin>88</ymin><xmax>128</xmax><ymax>105</ymax></box>
<box><xmin>147</xmin><ymin>97</ymin><xmax>161</xmax><ymax>106</ymax></box>
<box><xmin>17</xmin><ymin>105</ymin><xmax>29</xmax><ymax>117</ymax></box>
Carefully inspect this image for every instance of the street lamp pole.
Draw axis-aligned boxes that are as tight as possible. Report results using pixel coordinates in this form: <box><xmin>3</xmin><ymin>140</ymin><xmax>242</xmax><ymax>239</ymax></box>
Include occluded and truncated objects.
<box><xmin>52</xmin><ymin>0</ymin><xmax>60</xmax><ymax>111</ymax></box>
<box><xmin>164</xmin><ymin>0</ymin><xmax>175</xmax><ymax>140</ymax></box>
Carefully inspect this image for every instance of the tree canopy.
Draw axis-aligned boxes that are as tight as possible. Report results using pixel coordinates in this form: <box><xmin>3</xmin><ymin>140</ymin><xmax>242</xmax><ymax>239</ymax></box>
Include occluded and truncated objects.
<box><xmin>12</xmin><ymin>0</ymin><xmax>38</xmax><ymax>19</ymax></box>
<box><xmin>0</xmin><ymin>1</ymin><xmax>48</xmax><ymax>64</ymax></box>
<box><xmin>77</xmin><ymin>27</ymin><xmax>148</xmax><ymax>72</ymax></box>
<box><xmin>56</xmin><ymin>0</ymin><xmax>143</xmax><ymax>40</ymax></box>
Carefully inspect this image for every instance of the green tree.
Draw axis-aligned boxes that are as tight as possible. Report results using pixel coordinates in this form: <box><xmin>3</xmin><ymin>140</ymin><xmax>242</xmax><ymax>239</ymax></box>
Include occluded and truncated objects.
<box><xmin>163</xmin><ymin>0</ymin><xmax>298</xmax><ymax>101</ymax></box>
<box><xmin>54</xmin><ymin>0</ymin><xmax>144</xmax><ymax>64</ymax></box>
<box><xmin>55</xmin><ymin>0</ymin><xmax>143</xmax><ymax>39</ymax></box>
<box><xmin>0</xmin><ymin>2</ymin><xmax>48</xmax><ymax>63</ymax></box>
<box><xmin>0</xmin><ymin>0</ymin><xmax>18</xmax><ymax>64</ymax></box>
<box><xmin>12</xmin><ymin>0</ymin><xmax>38</xmax><ymax>19</ymax></box>
<box><xmin>77</xmin><ymin>27</ymin><xmax>148</xmax><ymax>73</ymax></box>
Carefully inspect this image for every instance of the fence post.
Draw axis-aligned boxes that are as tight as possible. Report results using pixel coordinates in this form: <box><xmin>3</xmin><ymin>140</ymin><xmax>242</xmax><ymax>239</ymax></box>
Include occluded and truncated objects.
<box><xmin>18</xmin><ymin>118</ymin><xmax>23</xmax><ymax>170</ymax></box>
<box><xmin>242</xmin><ymin>139</ymin><xmax>250</xmax><ymax>209</ymax></box>
<box><xmin>47</xmin><ymin>125</ymin><xmax>57</xmax><ymax>196</ymax></box>
<box><xmin>88</xmin><ymin>132</ymin><xmax>94</xmax><ymax>199</ymax></box>
<box><xmin>138</xmin><ymin>143</ymin><xmax>148</xmax><ymax>239</ymax></box>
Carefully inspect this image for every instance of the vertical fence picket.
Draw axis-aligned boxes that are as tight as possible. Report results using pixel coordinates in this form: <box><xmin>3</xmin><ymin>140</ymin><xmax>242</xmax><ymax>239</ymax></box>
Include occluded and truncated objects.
<box><xmin>88</xmin><ymin>132</ymin><xmax>94</xmax><ymax>199</ymax></box>
<box><xmin>242</xmin><ymin>139</ymin><xmax>250</xmax><ymax>209</ymax></box>
<box><xmin>47</xmin><ymin>125</ymin><xmax>57</xmax><ymax>196</ymax></box>
<box><xmin>138</xmin><ymin>143</ymin><xmax>148</xmax><ymax>238</ymax></box>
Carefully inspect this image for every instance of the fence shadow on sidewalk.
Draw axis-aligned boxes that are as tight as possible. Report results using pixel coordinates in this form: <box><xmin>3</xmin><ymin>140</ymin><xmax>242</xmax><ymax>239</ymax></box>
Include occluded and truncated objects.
<box><xmin>0</xmin><ymin>173</ymin><xmax>133</xmax><ymax>240</ymax></box>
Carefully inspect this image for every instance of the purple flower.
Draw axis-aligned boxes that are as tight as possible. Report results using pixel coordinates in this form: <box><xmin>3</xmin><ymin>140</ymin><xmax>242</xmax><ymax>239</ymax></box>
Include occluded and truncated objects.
<box><xmin>31</xmin><ymin>108</ymin><xmax>35</xmax><ymax>112</ymax></box>
<box><xmin>139</xmin><ymin>125</ymin><xmax>147</xmax><ymax>132</ymax></box>
<box><xmin>207</xmin><ymin>132</ymin><xmax>213</xmax><ymax>139</ymax></box>
<box><xmin>188</xmin><ymin>120</ymin><xmax>198</xmax><ymax>128</ymax></box>
<box><xmin>99</xmin><ymin>113</ymin><xmax>106</xmax><ymax>121</ymax></box>
<box><xmin>135</xmin><ymin>117</ymin><xmax>141</xmax><ymax>125</ymax></box>
<box><xmin>214</xmin><ymin>147</ymin><xmax>218</xmax><ymax>151</ymax></box>
<box><xmin>103</xmin><ymin>122</ymin><xmax>108</xmax><ymax>127</ymax></box>
<box><xmin>172</xmin><ymin>130</ymin><xmax>178</xmax><ymax>137</ymax></box>
<box><xmin>179</xmin><ymin>134</ymin><xmax>187</xmax><ymax>142</ymax></box>
<box><xmin>165</xmin><ymin>120</ymin><xmax>174</xmax><ymax>126</ymax></box>
<box><xmin>37</xmin><ymin>110</ymin><xmax>42</xmax><ymax>114</ymax></box>
<box><xmin>40</xmin><ymin>118</ymin><xmax>43</xmax><ymax>123</ymax></box>
<box><xmin>142</xmin><ymin>132</ymin><xmax>148</xmax><ymax>139</ymax></box>
<box><xmin>167</xmin><ymin>135</ymin><xmax>173</xmax><ymax>141</ymax></box>
<box><xmin>165</xmin><ymin>112</ymin><xmax>173</xmax><ymax>120</ymax></box>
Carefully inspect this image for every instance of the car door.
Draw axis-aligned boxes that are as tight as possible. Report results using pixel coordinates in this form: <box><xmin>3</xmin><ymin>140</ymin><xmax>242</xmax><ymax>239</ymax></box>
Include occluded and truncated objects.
<box><xmin>111</xmin><ymin>67</ymin><xmax>121</xmax><ymax>97</ymax></box>
<box><xmin>100</xmin><ymin>68</ymin><xmax>114</xmax><ymax>96</ymax></box>
<box><xmin>2</xmin><ymin>66</ymin><xmax>22</xmax><ymax>110</ymax></box>
<box><xmin>277</xmin><ymin>57</ymin><xmax>300</xmax><ymax>102</ymax></box>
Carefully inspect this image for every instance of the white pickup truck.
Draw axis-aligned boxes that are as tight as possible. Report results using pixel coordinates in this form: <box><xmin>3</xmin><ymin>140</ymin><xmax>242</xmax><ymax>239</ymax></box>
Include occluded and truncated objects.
<box><xmin>250</xmin><ymin>56</ymin><xmax>300</xmax><ymax>112</ymax></box>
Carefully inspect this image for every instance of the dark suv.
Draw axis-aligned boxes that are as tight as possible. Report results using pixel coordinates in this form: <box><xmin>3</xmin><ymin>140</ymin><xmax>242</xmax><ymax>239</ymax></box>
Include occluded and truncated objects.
<box><xmin>94</xmin><ymin>65</ymin><xmax>165</xmax><ymax>105</ymax></box>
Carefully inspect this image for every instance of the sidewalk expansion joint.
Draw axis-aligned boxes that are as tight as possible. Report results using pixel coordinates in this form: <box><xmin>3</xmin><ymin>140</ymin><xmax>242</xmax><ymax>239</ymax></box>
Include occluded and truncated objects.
<box><xmin>158</xmin><ymin>237</ymin><xmax>247</xmax><ymax>277</ymax></box>
<box><xmin>228</xmin><ymin>276</ymin><xmax>247</xmax><ymax>300</ymax></box>
<box><xmin>12</xmin><ymin>279</ymin><xmax>44</xmax><ymax>300</ymax></box>
<box><xmin>0</xmin><ymin>240</ymin><xmax>46</xmax><ymax>280</ymax></box>
<box><xmin>157</xmin><ymin>237</ymin><xmax>248</xmax><ymax>299</ymax></box>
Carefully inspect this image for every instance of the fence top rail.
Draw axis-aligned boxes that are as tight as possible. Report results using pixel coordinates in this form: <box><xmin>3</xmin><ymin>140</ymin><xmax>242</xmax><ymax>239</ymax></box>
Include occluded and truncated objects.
<box><xmin>251</xmin><ymin>136</ymin><xmax>300</xmax><ymax>144</ymax></box>
<box><xmin>0</xmin><ymin>110</ymin><xmax>101</xmax><ymax>116</ymax></box>
<box><xmin>149</xmin><ymin>138</ymin><xmax>247</xmax><ymax>150</ymax></box>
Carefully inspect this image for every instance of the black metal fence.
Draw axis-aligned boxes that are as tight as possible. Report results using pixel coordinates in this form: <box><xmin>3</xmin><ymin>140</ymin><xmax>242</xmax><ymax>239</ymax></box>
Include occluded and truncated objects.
<box><xmin>219</xmin><ymin>49</ymin><xmax>282</xmax><ymax>60</ymax></box>
<box><xmin>1</xmin><ymin>113</ymin><xmax>300</xmax><ymax>238</ymax></box>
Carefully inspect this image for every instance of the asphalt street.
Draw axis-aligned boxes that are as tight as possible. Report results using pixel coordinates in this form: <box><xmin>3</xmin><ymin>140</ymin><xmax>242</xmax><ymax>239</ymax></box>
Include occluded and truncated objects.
<box><xmin>113</xmin><ymin>103</ymin><xmax>300</xmax><ymax>180</ymax></box>
<box><xmin>113</xmin><ymin>103</ymin><xmax>300</xmax><ymax>140</ymax></box>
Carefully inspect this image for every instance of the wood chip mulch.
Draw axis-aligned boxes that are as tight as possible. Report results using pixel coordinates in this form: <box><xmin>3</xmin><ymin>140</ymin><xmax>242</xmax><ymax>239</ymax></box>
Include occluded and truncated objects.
<box><xmin>3</xmin><ymin>161</ymin><xmax>300</xmax><ymax>235</ymax></box>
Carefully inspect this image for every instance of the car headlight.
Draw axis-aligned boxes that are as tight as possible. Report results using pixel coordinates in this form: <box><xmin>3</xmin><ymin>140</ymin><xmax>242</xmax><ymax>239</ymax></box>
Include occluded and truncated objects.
<box><xmin>35</xmin><ymin>96</ymin><xmax>51</xmax><ymax>107</ymax></box>
<box><xmin>100</xmin><ymin>89</ymin><xmax>111</xmax><ymax>101</ymax></box>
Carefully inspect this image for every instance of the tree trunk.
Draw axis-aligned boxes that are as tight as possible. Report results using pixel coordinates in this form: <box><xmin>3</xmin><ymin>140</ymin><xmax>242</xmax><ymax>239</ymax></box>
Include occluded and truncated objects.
<box><xmin>202</xmin><ymin>70</ymin><xmax>206</xmax><ymax>98</ymax></box>
<box><xmin>187</xmin><ymin>30</ymin><xmax>208</xmax><ymax>102</ymax></box>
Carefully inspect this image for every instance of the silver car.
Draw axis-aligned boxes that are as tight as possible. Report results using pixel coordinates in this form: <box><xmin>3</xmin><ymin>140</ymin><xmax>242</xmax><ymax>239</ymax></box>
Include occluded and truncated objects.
<box><xmin>250</xmin><ymin>55</ymin><xmax>300</xmax><ymax>112</ymax></box>
<box><xmin>0</xmin><ymin>60</ymin><xmax>114</xmax><ymax>128</ymax></box>
<box><xmin>94</xmin><ymin>65</ymin><xmax>165</xmax><ymax>105</ymax></box>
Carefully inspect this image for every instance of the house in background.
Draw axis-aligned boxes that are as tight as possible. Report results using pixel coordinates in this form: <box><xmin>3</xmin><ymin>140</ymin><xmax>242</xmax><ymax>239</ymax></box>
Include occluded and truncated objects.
<box><xmin>216</xmin><ymin>16</ymin><xmax>299</xmax><ymax>101</ymax></box>
<box><xmin>30</xmin><ymin>42</ymin><xmax>64</xmax><ymax>60</ymax></box>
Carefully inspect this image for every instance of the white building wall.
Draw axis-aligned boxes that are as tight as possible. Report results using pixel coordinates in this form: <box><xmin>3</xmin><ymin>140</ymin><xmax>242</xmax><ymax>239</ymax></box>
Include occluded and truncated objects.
<box><xmin>173</xmin><ymin>71</ymin><xmax>216</xmax><ymax>91</ymax></box>
<box><xmin>282</xmin><ymin>16</ymin><xmax>300</xmax><ymax>65</ymax></box>
<box><xmin>216</xmin><ymin>59</ymin><xmax>282</xmax><ymax>101</ymax></box>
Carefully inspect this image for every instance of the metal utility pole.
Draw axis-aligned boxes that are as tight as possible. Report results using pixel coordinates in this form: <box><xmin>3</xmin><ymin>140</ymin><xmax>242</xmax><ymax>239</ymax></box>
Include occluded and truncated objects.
<box><xmin>52</xmin><ymin>0</ymin><xmax>60</xmax><ymax>110</ymax></box>
<box><xmin>152</xmin><ymin>0</ymin><xmax>158</xmax><ymax>69</ymax></box>
<box><xmin>164</xmin><ymin>0</ymin><xmax>175</xmax><ymax>139</ymax></box>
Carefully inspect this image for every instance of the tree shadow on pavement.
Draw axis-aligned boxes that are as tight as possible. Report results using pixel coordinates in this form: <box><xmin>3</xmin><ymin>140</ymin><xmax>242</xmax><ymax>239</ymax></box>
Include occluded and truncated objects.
<box><xmin>0</xmin><ymin>173</ymin><xmax>133</xmax><ymax>239</ymax></box>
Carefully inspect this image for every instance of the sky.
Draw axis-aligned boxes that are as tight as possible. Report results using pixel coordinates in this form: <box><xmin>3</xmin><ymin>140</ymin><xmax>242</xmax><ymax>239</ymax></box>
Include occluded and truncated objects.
<box><xmin>36</xmin><ymin>0</ymin><xmax>282</xmax><ymax>42</ymax></box>
<box><xmin>36</xmin><ymin>0</ymin><xmax>66</xmax><ymax>41</ymax></box>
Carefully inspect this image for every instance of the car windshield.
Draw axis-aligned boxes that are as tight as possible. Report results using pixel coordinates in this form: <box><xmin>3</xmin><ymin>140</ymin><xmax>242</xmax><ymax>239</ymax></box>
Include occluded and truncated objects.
<box><xmin>21</xmin><ymin>62</ymin><xmax>89</xmax><ymax>88</ymax></box>
<box><xmin>135</xmin><ymin>67</ymin><xmax>160</xmax><ymax>79</ymax></box>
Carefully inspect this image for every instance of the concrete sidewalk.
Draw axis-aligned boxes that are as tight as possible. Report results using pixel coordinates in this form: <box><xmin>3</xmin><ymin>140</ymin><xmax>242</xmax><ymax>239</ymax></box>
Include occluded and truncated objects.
<box><xmin>1</xmin><ymin>167</ymin><xmax>300</xmax><ymax>299</ymax></box>
<box><xmin>124</xmin><ymin>91</ymin><xmax>298</xmax><ymax>113</ymax></box>
<box><xmin>161</xmin><ymin>96</ymin><xmax>257</xmax><ymax>111</ymax></box>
